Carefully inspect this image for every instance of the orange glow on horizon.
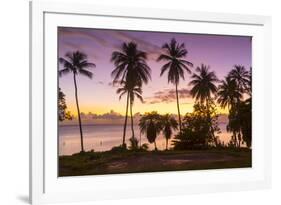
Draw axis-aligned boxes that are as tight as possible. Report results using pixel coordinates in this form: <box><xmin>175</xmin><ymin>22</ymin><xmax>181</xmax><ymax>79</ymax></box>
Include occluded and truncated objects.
<box><xmin>66</xmin><ymin>101</ymin><xmax>229</xmax><ymax>117</ymax></box>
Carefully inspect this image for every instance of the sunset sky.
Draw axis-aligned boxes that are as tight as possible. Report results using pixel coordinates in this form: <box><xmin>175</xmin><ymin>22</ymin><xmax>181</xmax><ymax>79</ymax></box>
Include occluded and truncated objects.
<box><xmin>58</xmin><ymin>27</ymin><xmax>252</xmax><ymax>116</ymax></box>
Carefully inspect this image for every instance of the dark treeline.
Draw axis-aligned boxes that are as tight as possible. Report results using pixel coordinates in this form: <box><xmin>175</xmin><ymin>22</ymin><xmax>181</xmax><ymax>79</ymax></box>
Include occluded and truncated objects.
<box><xmin>58</xmin><ymin>38</ymin><xmax>251</xmax><ymax>153</ymax></box>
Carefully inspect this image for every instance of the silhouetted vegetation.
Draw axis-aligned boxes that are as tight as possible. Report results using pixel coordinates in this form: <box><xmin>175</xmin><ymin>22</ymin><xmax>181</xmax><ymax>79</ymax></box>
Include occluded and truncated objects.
<box><xmin>139</xmin><ymin>112</ymin><xmax>162</xmax><ymax>150</ymax></box>
<box><xmin>58</xmin><ymin>88</ymin><xmax>72</xmax><ymax>121</ymax></box>
<box><xmin>217</xmin><ymin>65</ymin><xmax>251</xmax><ymax>148</ymax></box>
<box><xmin>59</xmin><ymin>51</ymin><xmax>95</xmax><ymax>152</ymax></box>
<box><xmin>111</xmin><ymin>42</ymin><xmax>151</xmax><ymax>147</ymax></box>
<box><xmin>58</xmin><ymin>37</ymin><xmax>252</xmax><ymax>176</ymax></box>
<box><xmin>157</xmin><ymin>38</ymin><xmax>193</xmax><ymax>132</ymax></box>
<box><xmin>160</xmin><ymin>114</ymin><xmax>178</xmax><ymax>150</ymax></box>
<box><xmin>172</xmin><ymin>101</ymin><xmax>221</xmax><ymax>150</ymax></box>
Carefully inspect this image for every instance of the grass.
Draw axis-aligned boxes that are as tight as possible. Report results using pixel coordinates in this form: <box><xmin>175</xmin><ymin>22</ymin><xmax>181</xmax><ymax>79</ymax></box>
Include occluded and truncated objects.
<box><xmin>59</xmin><ymin>148</ymin><xmax>252</xmax><ymax>177</ymax></box>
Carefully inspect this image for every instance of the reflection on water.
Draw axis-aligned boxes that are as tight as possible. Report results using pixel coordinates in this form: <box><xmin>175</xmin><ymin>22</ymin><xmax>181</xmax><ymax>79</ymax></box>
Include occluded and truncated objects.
<box><xmin>59</xmin><ymin>124</ymin><xmax>231</xmax><ymax>156</ymax></box>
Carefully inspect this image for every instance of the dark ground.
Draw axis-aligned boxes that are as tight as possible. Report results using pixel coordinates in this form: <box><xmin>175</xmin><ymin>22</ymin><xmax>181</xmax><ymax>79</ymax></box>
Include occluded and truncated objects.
<box><xmin>59</xmin><ymin>149</ymin><xmax>251</xmax><ymax>176</ymax></box>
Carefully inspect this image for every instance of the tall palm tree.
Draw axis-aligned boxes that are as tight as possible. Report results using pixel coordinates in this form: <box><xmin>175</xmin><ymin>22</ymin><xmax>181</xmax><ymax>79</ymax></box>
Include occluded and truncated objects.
<box><xmin>189</xmin><ymin>64</ymin><xmax>218</xmax><ymax>105</ymax></box>
<box><xmin>59</xmin><ymin>51</ymin><xmax>95</xmax><ymax>152</ymax></box>
<box><xmin>139</xmin><ymin>112</ymin><xmax>162</xmax><ymax>150</ymax></box>
<box><xmin>111</xmin><ymin>42</ymin><xmax>151</xmax><ymax>147</ymax></box>
<box><xmin>228</xmin><ymin>65</ymin><xmax>250</xmax><ymax>93</ymax></box>
<box><xmin>161</xmin><ymin>114</ymin><xmax>178</xmax><ymax>150</ymax></box>
<box><xmin>117</xmin><ymin>82</ymin><xmax>144</xmax><ymax>140</ymax></box>
<box><xmin>157</xmin><ymin>38</ymin><xmax>193</xmax><ymax>131</ymax></box>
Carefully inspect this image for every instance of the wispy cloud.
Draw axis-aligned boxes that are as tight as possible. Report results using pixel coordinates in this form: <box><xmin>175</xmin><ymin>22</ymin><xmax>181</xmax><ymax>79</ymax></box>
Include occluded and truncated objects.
<box><xmin>110</xmin><ymin>31</ymin><xmax>163</xmax><ymax>60</ymax></box>
<box><xmin>58</xmin><ymin>28</ymin><xmax>109</xmax><ymax>47</ymax></box>
<box><xmin>145</xmin><ymin>88</ymin><xmax>191</xmax><ymax>104</ymax></box>
<box><xmin>108</xmin><ymin>81</ymin><xmax>122</xmax><ymax>88</ymax></box>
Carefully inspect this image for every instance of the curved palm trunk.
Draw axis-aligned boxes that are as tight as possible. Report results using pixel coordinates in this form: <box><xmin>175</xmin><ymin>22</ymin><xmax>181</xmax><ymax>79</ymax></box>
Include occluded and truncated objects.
<box><xmin>73</xmin><ymin>74</ymin><xmax>84</xmax><ymax>152</ymax></box>
<box><xmin>130</xmin><ymin>99</ymin><xmax>135</xmax><ymax>139</ymax></box>
<box><xmin>122</xmin><ymin>91</ymin><xmax>130</xmax><ymax>147</ymax></box>
<box><xmin>175</xmin><ymin>83</ymin><xmax>182</xmax><ymax>132</ymax></box>
<box><xmin>166</xmin><ymin>138</ymin><xmax>168</xmax><ymax>150</ymax></box>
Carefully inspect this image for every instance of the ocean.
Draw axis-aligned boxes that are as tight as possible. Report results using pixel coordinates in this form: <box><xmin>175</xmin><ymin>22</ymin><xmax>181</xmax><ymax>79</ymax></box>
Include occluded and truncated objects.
<box><xmin>59</xmin><ymin>123</ymin><xmax>231</xmax><ymax>156</ymax></box>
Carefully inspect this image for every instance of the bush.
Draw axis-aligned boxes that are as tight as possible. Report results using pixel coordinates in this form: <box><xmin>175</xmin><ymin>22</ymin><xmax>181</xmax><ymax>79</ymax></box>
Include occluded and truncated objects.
<box><xmin>172</xmin><ymin>128</ymin><xmax>207</xmax><ymax>150</ymax></box>
<box><xmin>140</xmin><ymin>143</ymin><xmax>149</xmax><ymax>151</ymax></box>
<box><xmin>128</xmin><ymin>137</ymin><xmax>139</xmax><ymax>151</ymax></box>
<box><xmin>110</xmin><ymin>144</ymin><xmax>127</xmax><ymax>153</ymax></box>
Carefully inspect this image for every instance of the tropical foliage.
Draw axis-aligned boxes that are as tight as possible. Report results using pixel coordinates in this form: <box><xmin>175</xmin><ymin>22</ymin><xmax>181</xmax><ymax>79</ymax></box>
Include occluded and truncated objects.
<box><xmin>157</xmin><ymin>38</ymin><xmax>193</xmax><ymax>131</ymax></box>
<box><xmin>111</xmin><ymin>42</ymin><xmax>151</xmax><ymax>147</ymax></box>
<box><xmin>160</xmin><ymin>114</ymin><xmax>178</xmax><ymax>150</ymax></box>
<box><xmin>189</xmin><ymin>64</ymin><xmax>218</xmax><ymax>105</ymax></box>
<box><xmin>172</xmin><ymin>101</ymin><xmax>221</xmax><ymax>150</ymax></box>
<box><xmin>59</xmin><ymin>51</ymin><xmax>95</xmax><ymax>152</ymax></box>
<box><xmin>139</xmin><ymin>112</ymin><xmax>162</xmax><ymax>150</ymax></box>
<box><xmin>59</xmin><ymin>39</ymin><xmax>252</xmax><ymax>153</ymax></box>
<box><xmin>58</xmin><ymin>88</ymin><xmax>72</xmax><ymax>121</ymax></box>
<box><xmin>217</xmin><ymin>66</ymin><xmax>252</xmax><ymax>148</ymax></box>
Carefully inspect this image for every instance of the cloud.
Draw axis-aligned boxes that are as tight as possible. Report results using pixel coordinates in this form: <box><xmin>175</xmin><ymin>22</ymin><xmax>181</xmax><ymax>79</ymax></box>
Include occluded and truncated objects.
<box><xmin>145</xmin><ymin>88</ymin><xmax>191</xmax><ymax>104</ymax></box>
<box><xmin>108</xmin><ymin>81</ymin><xmax>122</xmax><ymax>88</ymax></box>
<box><xmin>110</xmin><ymin>31</ymin><xmax>163</xmax><ymax>60</ymax></box>
<box><xmin>58</xmin><ymin>27</ymin><xmax>109</xmax><ymax>47</ymax></box>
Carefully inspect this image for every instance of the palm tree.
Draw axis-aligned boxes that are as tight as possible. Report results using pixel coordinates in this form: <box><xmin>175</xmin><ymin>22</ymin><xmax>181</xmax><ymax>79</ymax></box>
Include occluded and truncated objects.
<box><xmin>161</xmin><ymin>114</ymin><xmax>178</xmax><ymax>150</ymax></box>
<box><xmin>217</xmin><ymin>76</ymin><xmax>243</xmax><ymax>148</ymax></box>
<box><xmin>189</xmin><ymin>64</ymin><xmax>218</xmax><ymax>105</ymax></box>
<box><xmin>111</xmin><ymin>42</ymin><xmax>151</xmax><ymax>147</ymax></box>
<box><xmin>139</xmin><ymin>112</ymin><xmax>162</xmax><ymax>150</ymax></box>
<box><xmin>59</xmin><ymin>51</ymin><xmax>95</xmax><ymax>152</ymax></box>
<box><xmin>228</xmin><ymin>65</ymin><xmax>250</xmax><ymax>93</ymax></box>
<box><xmin>217</xmin><ymin>76</ymin><xmax>242</xmax><ymax>109</ymax></box>
<box><xmin>157</xmin><ymin>38</ymin><xmax>193</xmax><ymax>131</ymax></box>
<box><xmin>117</xmin><ymin>82</ymin><xmax>144</xmax><ymax>140</ymax></box>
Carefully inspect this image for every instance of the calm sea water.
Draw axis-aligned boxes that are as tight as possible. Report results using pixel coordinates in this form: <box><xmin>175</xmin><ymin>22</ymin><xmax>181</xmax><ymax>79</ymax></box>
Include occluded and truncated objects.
<box><xmin>59</xmin><ymin>123</ymin><xmax>231</xmax><ymax>156</ymax></box>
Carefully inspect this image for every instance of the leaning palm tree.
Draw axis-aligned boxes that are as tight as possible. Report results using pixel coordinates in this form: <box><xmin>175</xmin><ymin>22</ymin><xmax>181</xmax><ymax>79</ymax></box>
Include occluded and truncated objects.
<box><xmin>161</xmin><ymin>114</ymin><xmax>178</xmax><ymax>150</ymax></box>
<box><xmin>157</xmin><ymin>38</ymin><xmax>193</xmax><ymax>131</ymax></box>
<box><xmin>117</xmin><ymin>82</ymin><xmax>144</xmax><ymax>140</ymax></box>
<box><xmin>111</xmin><ymin>42</ymin><xmax>151</xmax><ymax>147</ymax></box>
<box><xmin>189</xmin><ymin>64</ymin><xmax>218</xmax><ymax>105</ymax></box>
<box><xmin>228</xmin><ymin>65</ymin><xmax>250</xmax><ymax>93</ymax></box>
<box><xmin>139</xmin><ymin>112</ymin><xmax>162</xmax><ymax>150</ymax></box>
<box><xmin>59</xmin><ymin>51</ymin><xmax>95</xmax><ymax>152</ymax></box>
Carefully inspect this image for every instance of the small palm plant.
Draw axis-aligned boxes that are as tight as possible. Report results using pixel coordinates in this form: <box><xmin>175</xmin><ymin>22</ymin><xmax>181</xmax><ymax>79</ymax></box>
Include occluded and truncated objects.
<box><xmin>139</xmin><ymin>112</ymin><xmax>162</xmax><ymax>151</ymax></box>
<box><xmin>59</xmin><ymin>51</ymin><xmax>95</xmax><ymax>152</ymax></box>
<box><xmin>160</xmin><ymin>114</ymin><xmax>178</xmax><ymax>150</ymax></box>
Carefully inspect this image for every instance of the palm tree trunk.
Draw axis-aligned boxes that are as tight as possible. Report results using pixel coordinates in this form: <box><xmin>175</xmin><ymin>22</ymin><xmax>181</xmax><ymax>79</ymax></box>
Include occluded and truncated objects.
<box><xmin>122</xmin><ymin>91</ymin><xmax>130</xmax><ymax>147</ymax></box>
<box><xmin>166</xmin><ymin>138</ymin><xmax>168</xmax><ymax>150</ymax></box>
<box><xmin>130</xmin><ymin>99</ymin><xmax>135</xmax><ymax>139</ymax></box>
<box><xmin>154</xmin><ymin>141</ymin><xmax>157</xmax><ymax>151</ymax></box>
<box><xmin>139</xmin><ymin>130</ymin><xmax>141</xmax><ymax>148</ymax></box>
<box><xmin>206</xmin><ymin>101</ymin><xmax>215</xmax><ymax>146</ymax></box>
<box><xmin>73</xmin><ymin>74</ymin><xmax>84</xmax><ymax>152</ymax></box>
<box><xmin>175</xmin><ymin>83</ymin><xmax>182</xmax><ymax>132</ymax></box>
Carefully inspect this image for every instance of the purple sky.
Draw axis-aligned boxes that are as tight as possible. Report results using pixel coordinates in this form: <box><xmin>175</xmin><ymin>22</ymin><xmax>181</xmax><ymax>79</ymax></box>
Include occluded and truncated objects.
<box><xmin>58</xmin><ymin>27</ymin><xmax>252</xmax><ymax>115</ymax></box>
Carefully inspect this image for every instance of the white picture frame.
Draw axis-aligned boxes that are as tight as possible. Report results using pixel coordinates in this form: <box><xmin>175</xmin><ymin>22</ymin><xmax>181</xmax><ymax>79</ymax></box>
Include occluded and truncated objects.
<box><xmin>30</xmin><ymin>1</ymin><xmax>272</xmax><ymax>204</ymax></box>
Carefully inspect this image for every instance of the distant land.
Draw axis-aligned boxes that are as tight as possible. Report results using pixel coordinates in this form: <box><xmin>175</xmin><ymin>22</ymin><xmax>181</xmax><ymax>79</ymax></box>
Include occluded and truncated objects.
<box><xmin>59</xmin><ymin>110</ymin><xmax>228</xmax><ymax>126</ymax></box>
